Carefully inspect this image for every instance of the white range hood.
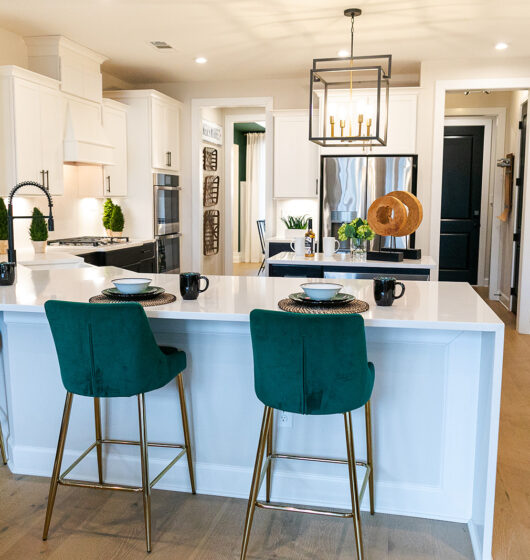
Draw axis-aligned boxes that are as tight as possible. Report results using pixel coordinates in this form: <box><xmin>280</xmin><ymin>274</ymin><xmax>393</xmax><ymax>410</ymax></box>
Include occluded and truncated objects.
<box><xmin>63</xmin><ymin>97</ymin><xmax>114</xmax><ymax>165</ymax></box>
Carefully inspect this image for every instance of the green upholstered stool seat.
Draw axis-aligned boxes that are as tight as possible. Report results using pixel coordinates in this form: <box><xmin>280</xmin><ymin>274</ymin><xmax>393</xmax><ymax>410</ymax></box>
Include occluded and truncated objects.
<box><xmin>42</xmin><ymin>300</ymin><xmax>195</xmax><ymax>553</ymax></box>
<box><xmin>240</xmin><ymin>309</ymin><xmax>375</xmax><ymax>560</ymax></box>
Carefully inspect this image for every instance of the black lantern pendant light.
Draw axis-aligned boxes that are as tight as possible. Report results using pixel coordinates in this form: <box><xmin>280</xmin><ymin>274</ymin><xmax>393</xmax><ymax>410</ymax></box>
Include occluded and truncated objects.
<box><xmin>309</xmin><ymin>8</ymin><xmax>392</xmax><ymax>147</ymax></box>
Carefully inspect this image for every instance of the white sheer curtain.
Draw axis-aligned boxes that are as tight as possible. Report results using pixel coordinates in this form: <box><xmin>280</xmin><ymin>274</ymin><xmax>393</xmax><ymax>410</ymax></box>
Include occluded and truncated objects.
<box><xmin>241</xmin><ymin>132</ymin><xmax>266</xmax><ymax>263</ymax></box>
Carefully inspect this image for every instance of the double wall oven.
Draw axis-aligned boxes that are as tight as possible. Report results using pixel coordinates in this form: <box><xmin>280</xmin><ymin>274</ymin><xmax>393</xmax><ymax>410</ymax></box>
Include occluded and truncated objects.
<box><xmin>154</xmin><ymin>173</ymin><xmax>181</xmax><ymax>273</ymax></box>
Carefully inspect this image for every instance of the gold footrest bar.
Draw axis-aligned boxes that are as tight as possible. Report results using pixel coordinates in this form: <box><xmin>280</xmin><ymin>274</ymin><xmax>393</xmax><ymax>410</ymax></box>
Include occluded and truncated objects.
<box><xmin>59</xmin><ymin>439</ymin><xmax>189</xmax><ymax>492</ymax></box>
<box><xmin>272</xmin><ymin>452</ymin><xmax>368</xmax><ymax>468</ymax></box>
<box><xmin>256</xmin><ymin>501</ymin><xmax>353</xmax><ymax>518</ymax></box>
<box><xmin>101</xmin><ymin>439</ymin><xmax>185</xmax><ymax>449</ymax></box>
<box><xmin>58</xmin><ymin>478</ymin><xmax>142</xmax><ymax>492</ymax></box>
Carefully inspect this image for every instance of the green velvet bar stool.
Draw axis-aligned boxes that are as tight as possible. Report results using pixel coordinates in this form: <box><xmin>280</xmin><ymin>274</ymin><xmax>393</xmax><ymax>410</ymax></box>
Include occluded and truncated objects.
<box><xmin>241</xmin><ymin>310</ymin><xmax>375</xmax><ymax>560</ymax></box>
<box><xmin>42</xmin><ymin>300</ymin><xmax>196</xmax><ymax>552</ymax></box>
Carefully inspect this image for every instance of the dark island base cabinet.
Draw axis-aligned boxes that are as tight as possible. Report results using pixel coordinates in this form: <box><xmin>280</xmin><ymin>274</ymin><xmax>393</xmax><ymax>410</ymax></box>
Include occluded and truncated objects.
<box><xmin>82</xmin><ymin>243</ymin><xmax>156</xmax><ymax>274</ymax></box>
<box><xmin>268</xmin><ymin>264</ymin><xmax>431</xmax><ymax>281</ymax></box>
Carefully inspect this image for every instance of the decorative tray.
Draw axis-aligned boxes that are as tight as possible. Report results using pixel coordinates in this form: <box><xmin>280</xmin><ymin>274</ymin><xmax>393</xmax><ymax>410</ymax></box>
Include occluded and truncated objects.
<box><xmin>288</xmin><ymin>292</ymin><xmax>355</xmax><ymax>306</ymax></box>
<box><xmin>102</xmin><ymin>286</ymin><xmax>165</xmax><ymax>301</ymax></box>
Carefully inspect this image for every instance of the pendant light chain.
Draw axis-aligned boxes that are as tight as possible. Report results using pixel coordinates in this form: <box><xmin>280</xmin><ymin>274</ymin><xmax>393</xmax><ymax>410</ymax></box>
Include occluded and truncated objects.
<box><xmin>350</xmin><ymin>13</ymin><xmax>355</xmax><ymax>59</ymax></box>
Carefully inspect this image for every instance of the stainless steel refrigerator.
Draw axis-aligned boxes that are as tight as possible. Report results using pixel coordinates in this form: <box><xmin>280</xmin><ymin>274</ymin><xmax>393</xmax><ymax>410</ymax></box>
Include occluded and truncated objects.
<box><xmin>319</xmin><ymin>154</ymin><xmax>418</xmax><ymax>251</ymax></box>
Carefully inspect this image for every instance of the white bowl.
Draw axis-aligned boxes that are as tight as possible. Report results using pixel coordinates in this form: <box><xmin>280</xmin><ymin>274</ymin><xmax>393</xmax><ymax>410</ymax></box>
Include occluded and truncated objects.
<box><xmin>300</xmin><ymin>282</ymin><xmax>343</xmax><ymax>301</ymax></box>
<box><xmin>112</xmin><ymin>277</ymin><xmax>152</xmax><ymax>294</ymax></box>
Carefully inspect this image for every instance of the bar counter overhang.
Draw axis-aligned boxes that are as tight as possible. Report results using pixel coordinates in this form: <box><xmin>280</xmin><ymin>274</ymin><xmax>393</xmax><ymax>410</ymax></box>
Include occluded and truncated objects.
<box><xmin>0</xmin><ymin>266</ymin><xmax>504</xmax><ymax>560</ymax></box>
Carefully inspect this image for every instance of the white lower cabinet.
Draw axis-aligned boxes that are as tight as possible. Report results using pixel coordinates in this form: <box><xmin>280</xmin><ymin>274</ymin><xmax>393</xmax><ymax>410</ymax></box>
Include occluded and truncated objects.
<box><xmin>0</xmin><ymin>66</ymin><xmax>65</xmax><ymax>196</ymax></box>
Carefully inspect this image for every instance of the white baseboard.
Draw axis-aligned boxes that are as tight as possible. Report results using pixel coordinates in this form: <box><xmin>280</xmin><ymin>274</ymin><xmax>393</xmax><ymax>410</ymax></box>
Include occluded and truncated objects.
<box><xmin>232</xmin><ymin>252</ymin><xmax>241</xmax><ymax>263</ymax></box>
<box><xmin>9</xmin><ymin>443</ymin><xmax>469</xmax><ymax>524</ymax></box>
<box><xmin>468</xmin><ymin>519</ymin><xmax>487</xmax><ymax>560</ymax></box>
<box><xmin>499</xmin><ymin>292</ymin><xmax>510</xmax><ymax>309</ymax></box>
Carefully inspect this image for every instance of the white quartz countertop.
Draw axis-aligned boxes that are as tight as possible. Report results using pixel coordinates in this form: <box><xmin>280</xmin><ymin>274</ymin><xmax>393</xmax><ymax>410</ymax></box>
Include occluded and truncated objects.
<box><xmin>16</xmin><ymin>249</ymin><xmax>85</xmax><ymax>266</ymax></box>
<box><xmin>45</xmin><ymin>239</ymin><xmax>155</xmax><ymax>256</ymax></box>
<box><xmin>268</xmin><ymin>252</ymin><xmax>437</xmax><ymax>269</ymax></box>
<box><xmin>0</xmin><ymin>266</ymin><xmax>502</xmax><ymax>332</ymax></box>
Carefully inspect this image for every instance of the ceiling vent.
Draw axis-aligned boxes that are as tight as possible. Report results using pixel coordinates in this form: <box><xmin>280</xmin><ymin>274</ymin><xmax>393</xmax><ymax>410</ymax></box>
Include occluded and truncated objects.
<box><xmin>150</xmin><ymin>41</ymin><xmax>173</xmax><ymax>50</ymax></box>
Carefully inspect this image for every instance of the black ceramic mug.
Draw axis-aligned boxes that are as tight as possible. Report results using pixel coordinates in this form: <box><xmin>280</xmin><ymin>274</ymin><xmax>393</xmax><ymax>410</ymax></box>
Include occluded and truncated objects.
<box><xmin>0</xmin><ymin>262</ymin><xmax>16</xmax><ymax>286</ymax></box>
<box><xmin>180</xmin><ymin>272</ymin><xmax>209</xmax><ymax>300</ymax></box>
<box><xmin>373</xmin><ymin>276</ymin><xmax>405</xmax><ymax>306</ymax></box>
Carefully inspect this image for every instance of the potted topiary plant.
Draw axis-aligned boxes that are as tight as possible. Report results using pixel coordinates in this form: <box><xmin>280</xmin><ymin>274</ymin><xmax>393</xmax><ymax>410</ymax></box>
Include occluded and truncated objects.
<box><xmin>102</xmin><ymin>198</ymin><xmax>114</xmax><ymax>236</ymax></box>
<box><xmin>281</xmin><ymin>215</ymin><xmax>309</xmax><ymax>238</ymax></box>
<box><xmin>110</xmin><ymin>204</ymin><xmax>124</xmax><ymax>237</ymax></box>
<box><xmin>0</xmin><ymin>198</ymin><xmax>8</xmax><ymax>255</ymax></box>
<box><xmin>29</xmin><ymin>207</ymin><xmax>48</xmax><ymax>253</ymax></box>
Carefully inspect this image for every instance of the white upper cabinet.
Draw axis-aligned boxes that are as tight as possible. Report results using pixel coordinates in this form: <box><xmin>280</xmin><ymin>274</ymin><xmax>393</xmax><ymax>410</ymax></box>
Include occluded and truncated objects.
<box><xmin>273</xmin><ymin>110</ymin><xmax>319</xmax><ymax>198</ymax></box>
<box><xmin>105</xmin><ymin>89</ymin><xmax>182</xmax><ymax>174</ymax></box>
<box><xmin>151</xmin><ymin>95</ymin><xmax>180</xmax><ymax>171</ymax></box>
<box><xmin>0</xmin><ymin>67</ymin><xmax>64</xmax><ymax>196</ymax></box>
<box><xmin>102</xmin><ymin>100</ymin><xmax>128</xmax><ymax>196</ymax></box>
<box><xmin>319</xmin><ymin>88</ymin><xmax>418</xmax><ymax>156</ymax></box>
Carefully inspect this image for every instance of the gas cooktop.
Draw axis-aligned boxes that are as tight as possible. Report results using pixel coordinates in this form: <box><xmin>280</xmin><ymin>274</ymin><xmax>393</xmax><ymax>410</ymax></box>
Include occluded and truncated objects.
<box><xmin>47</xmin><ymin>236</ymin><xmax>130</xmax><ymax>247</ymax></box>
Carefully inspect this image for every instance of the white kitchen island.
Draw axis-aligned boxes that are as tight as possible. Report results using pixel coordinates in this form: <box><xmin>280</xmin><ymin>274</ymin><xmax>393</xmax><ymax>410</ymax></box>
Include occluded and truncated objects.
<box><xmin>0</xmin><ymin>266</ymin><xmax>503</xmax><ymax>560</ymax></box>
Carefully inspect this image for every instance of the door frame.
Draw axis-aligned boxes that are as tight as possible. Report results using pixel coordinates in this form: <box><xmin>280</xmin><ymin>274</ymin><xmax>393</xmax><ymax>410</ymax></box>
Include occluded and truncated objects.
<box><xmin>431</xmin><ymin>78</ymin><xmax>530</xmax><ymax>334</ymax></box>
<box><xmin>443</xmin><ymin>117</ymin><xmax>493</xmax><ymax>287</ymax></box>
<box><xmin>224</xmin><ymin>111</ymin><xmax>267</xmax><ymax>274</ymax></box>
<box><xmin>191</xmin><ymin>96</ymin><xmax>273</xmax><ymax>272</ymax></box>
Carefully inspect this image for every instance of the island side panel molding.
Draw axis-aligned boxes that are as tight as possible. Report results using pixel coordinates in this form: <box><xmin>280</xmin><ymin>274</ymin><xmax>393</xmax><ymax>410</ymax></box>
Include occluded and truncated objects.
<box><xmin>0</xmin><ymin>312</ymin><xmax>496</xmax><ymax>541</ymax></box>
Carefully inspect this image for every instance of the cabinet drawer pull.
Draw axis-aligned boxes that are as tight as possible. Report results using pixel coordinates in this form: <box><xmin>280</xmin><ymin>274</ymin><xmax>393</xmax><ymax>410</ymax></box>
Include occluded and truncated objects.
<box><xmin>106</xmin><ymin>176</ymin><xmax>111</xmax><ymax>193</ymax></box>
<box><xmin>315</xmin><ymin>178</ymin><xmax>318</xmax><ymax>195</ymax></box>
<box><xmin>166</xmin><ymin>151</ymin><xmax>171</xmax><ymax>167</ymax></box>
<box><xmin>45</xmin><ymin>170</ymin><xmax>50</xmax><ymax>190</ymax></box>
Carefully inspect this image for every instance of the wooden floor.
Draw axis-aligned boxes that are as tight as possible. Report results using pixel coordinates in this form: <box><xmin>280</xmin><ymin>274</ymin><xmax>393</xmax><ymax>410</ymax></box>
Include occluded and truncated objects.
<box><xmin>0</xmin><ymin>291</ymin><xmax>526</xmax><ymax>559</ymax></box>
<box><xmin>232</xmin><ymin>262</ymin><xmax>262</xmax><ymax>277</ymax></box>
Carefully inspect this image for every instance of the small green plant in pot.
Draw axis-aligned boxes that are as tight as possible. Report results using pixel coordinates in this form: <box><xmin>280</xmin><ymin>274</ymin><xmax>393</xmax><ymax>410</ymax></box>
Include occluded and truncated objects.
<box><xmin>110</xmin><ymin>204</ymin><xmax>124</xmax><ymax>237</ymax></box>
<box><xmin>338</xmin><ymin>218</ymin><xmax>375</xmax><ymax>257</ymax></box>
<box><xmin>102</xmin><ymin>198</ymin><xmax>114</xmax><ymax>236</ymax></box>
<box><xmin>29</xmin><ymin>207</ymin><xmax>48</xmax><ymax>253</ymax></box>
<box><xmin>281</xmin><ymin>214</ymin><xmax>309</xmax><ymax>238</ymax></box>
<box><xmin>0</xmin><ymin>198</ymin><xmax>8</xmax><ymax>255</ymax></box>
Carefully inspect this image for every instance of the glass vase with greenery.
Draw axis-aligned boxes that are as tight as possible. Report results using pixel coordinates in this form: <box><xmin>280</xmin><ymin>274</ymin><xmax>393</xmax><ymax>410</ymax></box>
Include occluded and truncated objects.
<box><xmin>338</xmin><ymin>218</ymin><xmax>375</xmax><ymax>257</ymax></box>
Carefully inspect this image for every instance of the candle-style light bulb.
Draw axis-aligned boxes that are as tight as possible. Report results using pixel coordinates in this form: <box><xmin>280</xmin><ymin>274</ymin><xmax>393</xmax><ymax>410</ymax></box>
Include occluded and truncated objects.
<box><xmin>358</xmin><ymin>114</ymin><xmax>364</xmax><ymax>137</ymax></box>
<box><xmin>367</xmin><ymin>118</ymin><xmax>372</xmax><ymax>136</ymax></box>
<box><xmin>329</xmin><ymin>116</ymin><xmax>335</xmax><ymax>137</ymax></box>
<box><xmin>339</xmin><ymin>119</ymin><xmax>346</xmax><ymax>138</ymax></box>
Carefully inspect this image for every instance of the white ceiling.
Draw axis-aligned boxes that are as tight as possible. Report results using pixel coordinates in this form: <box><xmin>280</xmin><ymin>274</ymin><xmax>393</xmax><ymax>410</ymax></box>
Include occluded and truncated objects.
<box><xmin>0</xmin><ymin>0</ymin><xmax>528</xmax><ymax>84</ymax></box>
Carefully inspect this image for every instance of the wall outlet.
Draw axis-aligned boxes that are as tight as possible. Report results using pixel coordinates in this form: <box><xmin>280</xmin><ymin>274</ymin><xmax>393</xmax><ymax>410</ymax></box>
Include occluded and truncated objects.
<box><xmin>278</xmin><ymin>411</ymin><xmax>292</xmax><ymax>428</ymax></box>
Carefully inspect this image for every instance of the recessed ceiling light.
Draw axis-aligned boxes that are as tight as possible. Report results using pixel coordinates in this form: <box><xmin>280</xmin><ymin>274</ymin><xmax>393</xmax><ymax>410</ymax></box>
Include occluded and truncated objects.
<box><xmin>495</xmin><ymin>42</ymin><xmax>509</xmax><ymax>50</ymax></box>
<box><xmin>195</xmin><ymin>57</ymin><xmax>207</xmax><ymax>64</ymax></box>
<box><xmin>337</xmin><ymin>49</ymin><xmax>349</xmax><ymax>57</ymax></box>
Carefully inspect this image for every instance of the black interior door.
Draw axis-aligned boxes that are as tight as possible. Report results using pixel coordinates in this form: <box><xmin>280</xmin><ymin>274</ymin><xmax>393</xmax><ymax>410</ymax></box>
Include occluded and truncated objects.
<box><xmin>439</xmin><ymin>126</ymin><xmax>485</xmax><ymax>284</ymax></box>
<box><xmin>511</xmin><ymin>101</ymin><xmax>527</xmax><ymax>313</ymax></box>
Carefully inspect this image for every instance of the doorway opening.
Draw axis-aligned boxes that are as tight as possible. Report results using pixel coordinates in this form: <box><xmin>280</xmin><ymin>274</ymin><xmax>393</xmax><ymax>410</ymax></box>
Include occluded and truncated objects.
<box><xmin>442</xmin><ymin>90</ymin><xmax>529</xmax><ymax>314</ymax></box>
<box><xmin>230</xmin><ymin>120</ymin><xmax>266</xmax><ymax>277</ymax></box>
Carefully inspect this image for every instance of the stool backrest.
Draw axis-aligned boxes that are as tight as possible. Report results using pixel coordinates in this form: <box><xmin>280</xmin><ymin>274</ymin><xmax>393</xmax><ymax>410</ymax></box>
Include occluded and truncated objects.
<box><xmin>45</xmin><ymin>300</ymin><xmax>170</xmax><ymax>398</ymax></box>
<box><xmin>256</xmin><ymin>220</ymin><xmax>266</xmax><ymax>255</ymax></box>
<box><xmin>249</xmin><ymin>309</ymin><xmax>374</xmax><ymax>415</ymax></box>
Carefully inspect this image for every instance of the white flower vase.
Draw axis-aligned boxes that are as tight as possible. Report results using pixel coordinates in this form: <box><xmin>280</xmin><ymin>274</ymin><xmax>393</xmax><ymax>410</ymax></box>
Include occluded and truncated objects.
<box><xmin>289</xmin><ymin>229</ymin><xmax>306</xmax><ymax>239</ymax></box>
<box><xmin>32</xmin><ymin>240</ymin><xmax>47</xmax><ymax>254</ymax></box>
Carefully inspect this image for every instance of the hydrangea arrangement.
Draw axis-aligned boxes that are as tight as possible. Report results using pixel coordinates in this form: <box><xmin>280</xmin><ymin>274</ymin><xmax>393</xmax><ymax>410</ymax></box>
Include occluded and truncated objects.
<box><xmin>337</xmin><ymin>218</ymin><xmax>375</xmax><ymax>241</ymax></box>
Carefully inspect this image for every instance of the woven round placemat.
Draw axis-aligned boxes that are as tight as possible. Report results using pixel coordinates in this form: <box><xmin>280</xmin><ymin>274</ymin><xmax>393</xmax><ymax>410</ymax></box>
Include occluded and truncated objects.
<box><xmin>89</xmin><ymin>293</ymin><xmax>176</xmax><ymax>307</ymax></box>
<box><xmin>278</xmin><ymin>298</ymin><xmax>369</xmax><ymax>315</ymax></box>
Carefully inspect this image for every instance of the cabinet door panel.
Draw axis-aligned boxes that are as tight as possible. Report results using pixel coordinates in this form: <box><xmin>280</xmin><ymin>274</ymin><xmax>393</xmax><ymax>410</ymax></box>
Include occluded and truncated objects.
<box><xmin>151</xmin><ymin>97</ymin><xmax>167</xmax><ymax>169</ymax></box>
<box><xmin>166</xmin><ymin>103</ymin><xmax>180</xmax><ymax>171</ymax></box>
<box><xmin>40</xmin><ymin>87</ymin><xmax>64</xmax><ymax>195</ymax></box>
<box><xmin>103</xmin><ymin>105</ymin><xmax>127</xmax><ymax>196</ymax></box>
<box><xmin>13</xmin><ymin>79</ymin><xmax>41</xmax><ymax>185</ymax></box>
<box><xmin>274</xmin><ymin>113</ymin><xmax>319</xmax><ymax>198</ymax></box>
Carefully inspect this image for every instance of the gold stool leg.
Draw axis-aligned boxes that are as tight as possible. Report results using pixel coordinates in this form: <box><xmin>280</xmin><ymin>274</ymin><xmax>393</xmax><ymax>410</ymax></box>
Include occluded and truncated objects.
<box><xmin>0</xmin><ymin>420</ymin><xmax>7</xmax><ymax>465</ymax></box>
<box><xmin>266</xmin><ymin>409</ymin><xmax>273</xmax><ymax>502</ymax></box>
<box><xmin>93</xmin><ymin>397</ymin><xmax>104</xmax><ymax>484</ymax></box>
<box><xmin>365</xmin><ymin>401</ymin><xmax>375</xmax><ymax>515</ymax></box>
<box><xmin>138</xmin><ymin>393</ymin><xmax>152</xmax><ymax>553</ymax></box>
<box><xmin>43</xmin><ymin>392</ymin><xmax>74</xmax><ymax>540</ymax></box>
<box><xmin>344</xmin><ymin>411</ymin><xmax>364</xmax><ymax>560</ymax></box>
<box><xmin>240</xmin><ymin>406</ymin><xmax>273</xmax><ymax>560</ymax></box>
<box><xmin>177</xmin><ymin>375</ymin><xmax>196</xmax><ymax>494</ymax></box>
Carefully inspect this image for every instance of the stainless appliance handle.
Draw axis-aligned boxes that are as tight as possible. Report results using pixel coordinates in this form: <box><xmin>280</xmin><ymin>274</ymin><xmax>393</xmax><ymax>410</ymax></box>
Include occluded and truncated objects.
<box><xmin>154</xmin><ymin>186</ymin><xmax>182</xmax><ymax>191</ymax></box>
<box><xmin>157</xmin><ymin>233</ymin><xmax>182</xmax><ymax>240</ymax></box>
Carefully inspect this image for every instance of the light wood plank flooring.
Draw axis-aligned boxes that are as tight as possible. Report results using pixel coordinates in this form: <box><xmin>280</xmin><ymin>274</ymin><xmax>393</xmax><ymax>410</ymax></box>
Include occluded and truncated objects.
<box><xmin>0</xmin><ymin>290</ymin><xmax>525</xmax><ymax>559</ymax></box>
<box><xmin>232</xmin><ymin>262</ymin><xmax>262</xmax><ymax>277</ymax></box>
